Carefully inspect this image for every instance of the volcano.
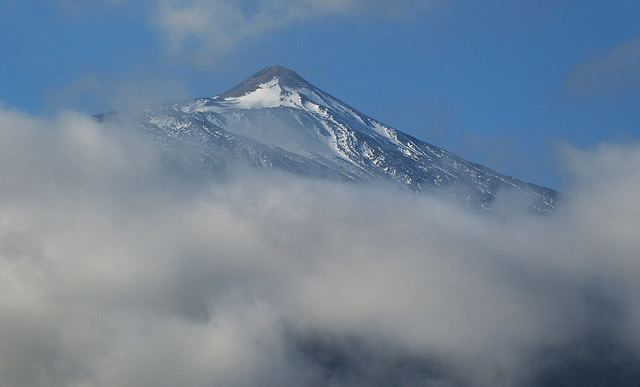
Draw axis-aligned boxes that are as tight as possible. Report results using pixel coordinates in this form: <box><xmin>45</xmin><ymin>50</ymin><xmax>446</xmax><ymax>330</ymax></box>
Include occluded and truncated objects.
<box><xmin>96</xmin><ymin>65</ymin><xmax>558</xmax><ymax>212</ymax></box>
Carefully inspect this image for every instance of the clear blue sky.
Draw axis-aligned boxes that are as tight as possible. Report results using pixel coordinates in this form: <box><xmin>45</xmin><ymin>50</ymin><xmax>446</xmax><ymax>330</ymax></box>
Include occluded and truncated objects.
<box><xmin>2</xmin><ymin>0</ymin><xmax>639</xmax><ymax>189</ymax></box>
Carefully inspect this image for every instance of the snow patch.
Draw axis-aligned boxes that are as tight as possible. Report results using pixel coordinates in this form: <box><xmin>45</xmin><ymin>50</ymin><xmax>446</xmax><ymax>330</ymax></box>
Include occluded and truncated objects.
<box><xmin>370</xmin><ymin>122</ymin><xmax>397</xmax><ymax>142</ymax></box>
<box><xmin>224</xmin><ymin>78</ymin><xmax>315</xmax><ymax>110</ymax></box>
<box><xmin>229</xmin><ymin>78</ymin><xmax>284</xmax><ymax>109</ymax></box>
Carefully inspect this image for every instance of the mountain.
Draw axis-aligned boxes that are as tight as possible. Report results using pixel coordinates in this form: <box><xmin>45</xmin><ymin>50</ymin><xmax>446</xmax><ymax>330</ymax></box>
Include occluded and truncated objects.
<box><xmin>96</xmin><ymin>65</ymin><xmax>558</xmax><ymax>212</ymax></box>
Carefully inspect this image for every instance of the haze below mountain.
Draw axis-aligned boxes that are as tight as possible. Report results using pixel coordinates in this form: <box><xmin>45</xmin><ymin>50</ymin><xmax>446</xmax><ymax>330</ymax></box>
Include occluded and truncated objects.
<box><xmin>0</xmin><ymin>67</ymin><xmax>639</xmax><ymax>386</ymax></box>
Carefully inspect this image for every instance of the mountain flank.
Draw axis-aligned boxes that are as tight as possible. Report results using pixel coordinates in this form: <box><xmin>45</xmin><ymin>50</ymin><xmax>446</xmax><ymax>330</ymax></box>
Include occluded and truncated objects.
<box><xmin>96</xmin><ymin>65</ymin><xmax>558</xmax><ymax>212</ymax></box>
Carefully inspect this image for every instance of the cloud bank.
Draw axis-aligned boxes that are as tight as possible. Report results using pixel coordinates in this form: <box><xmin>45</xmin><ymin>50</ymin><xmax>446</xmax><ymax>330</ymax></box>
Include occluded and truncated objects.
<box><xmin>1</xmin><ymin>105</ymin><xmax>640</xmax><ymax>386</ymax></box>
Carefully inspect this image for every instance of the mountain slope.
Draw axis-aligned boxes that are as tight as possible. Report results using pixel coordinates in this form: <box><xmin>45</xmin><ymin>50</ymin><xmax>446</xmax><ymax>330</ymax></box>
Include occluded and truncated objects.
<box><xmin>96</xmin><ymin>65</ymin><xmax>558</xmax><ymax>212</ymax></box>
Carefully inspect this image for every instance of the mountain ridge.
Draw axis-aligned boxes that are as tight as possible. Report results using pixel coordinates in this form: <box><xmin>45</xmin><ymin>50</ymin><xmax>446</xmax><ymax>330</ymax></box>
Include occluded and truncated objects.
<box><xmin>96</xmin><ymin>65</ymin><xmax>558</xmax><ymax>212</ymax></box>
<box><xmin>217</xmin><ymin>65</ymin><xmax>312</xmax><ymax>99</ymax></box>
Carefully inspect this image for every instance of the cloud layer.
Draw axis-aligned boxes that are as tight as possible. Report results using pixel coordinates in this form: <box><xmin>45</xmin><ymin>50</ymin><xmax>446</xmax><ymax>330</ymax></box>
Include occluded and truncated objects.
<box><xmin>1</xmin><ymin>106</ymin><xmax>640</xmax><ymax>386</ymax></box>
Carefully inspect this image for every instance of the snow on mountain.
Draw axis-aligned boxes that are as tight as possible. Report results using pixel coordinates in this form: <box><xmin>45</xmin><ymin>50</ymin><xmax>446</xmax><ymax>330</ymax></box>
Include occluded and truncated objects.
<box><xmin>96</xmin><ymin>65</ymin><xmax>558</xmax><ymax>212</ymax></box>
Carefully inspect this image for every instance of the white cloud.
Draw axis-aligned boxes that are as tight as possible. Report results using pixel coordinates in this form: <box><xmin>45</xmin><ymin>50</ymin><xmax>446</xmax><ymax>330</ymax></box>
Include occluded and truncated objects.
<box><xmin>150</xmin><ymin>0</ymin><xmax>443</xmax><ymax>64</ymax></box>
<box><xmin>43</xmin><ymin>72</ymin><xmax>192</xmax><ymax>114</ymax></box>
<box><xmin>52</xmin><ymin>0</ymin><xmax>444</xmax><ymax>65</ymax></box>
<box><xmin>1</xmin><ymin>105</ymin><xmax>640</xmax><ymax>385</ymax></box>
<box><xmin>565</xmin><ymin>35</ymin><xmax>640</xmax><ymax>96</ymax></box>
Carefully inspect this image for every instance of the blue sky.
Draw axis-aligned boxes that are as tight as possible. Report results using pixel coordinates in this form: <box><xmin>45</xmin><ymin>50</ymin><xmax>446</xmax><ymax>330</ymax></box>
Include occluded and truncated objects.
<box><xmin>1</xmin><ymin>0</ymin><xmax>639</xmax><ymax>189</ymax></box>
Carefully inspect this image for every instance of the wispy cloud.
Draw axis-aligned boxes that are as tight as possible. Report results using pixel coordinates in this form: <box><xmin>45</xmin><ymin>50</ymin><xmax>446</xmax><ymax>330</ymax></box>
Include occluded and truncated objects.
<box><xmin>565</xmin><ymin>35</ymin><xmax>640</xmax><ymax>97</ymax></box>
<box><xmin>1</xmin><ymin>106</ymin><xmax>640</xmax><ymax>385</ymax></box>
<box><xmin>43</xmin><ymin>71</ymin><xmax>191</xmax><ymax>114</ymax></box>
<box><xmin>52</xmin><ymin>0</ymin><xmax>443</xmax><ymax>65</ymax></box>
<box><xmin>149</xmin><ymin>0</ymin><xmax>443</xmax><ymax>64</ymax></box>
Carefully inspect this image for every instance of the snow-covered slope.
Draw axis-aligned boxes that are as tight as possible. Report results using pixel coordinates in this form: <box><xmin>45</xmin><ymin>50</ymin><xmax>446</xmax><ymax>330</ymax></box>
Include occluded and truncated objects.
<box><xmin>96</xmin><ymin>65</ymin><xmax>558</xmax><ymax>212</ymax></box>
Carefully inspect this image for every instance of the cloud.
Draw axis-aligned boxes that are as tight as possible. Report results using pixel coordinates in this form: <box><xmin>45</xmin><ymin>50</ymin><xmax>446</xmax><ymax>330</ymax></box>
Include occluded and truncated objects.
<box><xmin>149</xmin><ymin>0</ymin><xmax>443</xmax><ymax>64</ymax></box>
<box><xmin>43</xmin><ymin>71</ymin><xmax>192</xmax><ymax>114</ymax></box>
<box><xmin>51</xmin><ymin>0</ymin><xmax>444</xmax><ymax>66</ymax></box>
<box><xmin>1</xmin><ymin>105</ymin><xmax>640</xmax><ymax>386</ymax></box>
<box><xmin>565</xmin><ymin>35</ymin><xmax>640</xmax><ymax>97</ymax></box>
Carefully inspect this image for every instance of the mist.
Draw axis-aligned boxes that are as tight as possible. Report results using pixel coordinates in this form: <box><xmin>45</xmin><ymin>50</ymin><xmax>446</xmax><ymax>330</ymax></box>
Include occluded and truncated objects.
<box><xmin>1</xmin><ymin>105</ymin><xmax>639</xmax><ymax>386</ymax></box>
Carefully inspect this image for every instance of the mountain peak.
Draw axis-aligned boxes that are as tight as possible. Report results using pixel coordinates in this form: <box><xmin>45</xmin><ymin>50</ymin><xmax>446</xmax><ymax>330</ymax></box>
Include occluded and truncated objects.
<box><xmin>217</xmin><ymin>65</ymin><xmax>311</xmax><ymax>99</ymax></box>
<box><xmin>257</xmin><ymin>65</ymin><xmax>303</xmax><ymax>81</ymax></box>
<box><xmin>97</xmin><ymin>65</ymin><xmax>559</xmax><ymax>213</ymax></box>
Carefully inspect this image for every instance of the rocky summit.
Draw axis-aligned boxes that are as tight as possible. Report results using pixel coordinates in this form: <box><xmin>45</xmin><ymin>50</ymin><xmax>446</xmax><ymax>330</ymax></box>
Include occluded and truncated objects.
<box><xmin>96</xmin><ymin>65</ymin><xmax>558</xmax><ymax>212</ymax></box>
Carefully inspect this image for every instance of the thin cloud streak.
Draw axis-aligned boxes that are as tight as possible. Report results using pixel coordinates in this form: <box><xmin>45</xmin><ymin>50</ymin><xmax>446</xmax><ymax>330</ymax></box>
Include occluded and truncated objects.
<box><xmin>565</xmin><ymin>34</ymin><xmax>640</xmax><ymax>97</ymax></box>
<box><xmin>43</xmin><ymin>71</ymin><xmax>192</xmax><ymax>114</ymax></box>
<box><xmin>150</xmin><ymin>0</ymin><xmax>443</xmax><ymax>64</ymax></box>
<box><xmin>53</xmin><ymin>0</ymin><xmax>444</xmax><ymax>66</ymax></box>
<box><xmin>1</xmin><ymin>106</ymin><xmax>640</xmax><ymax>385</ymax></box>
